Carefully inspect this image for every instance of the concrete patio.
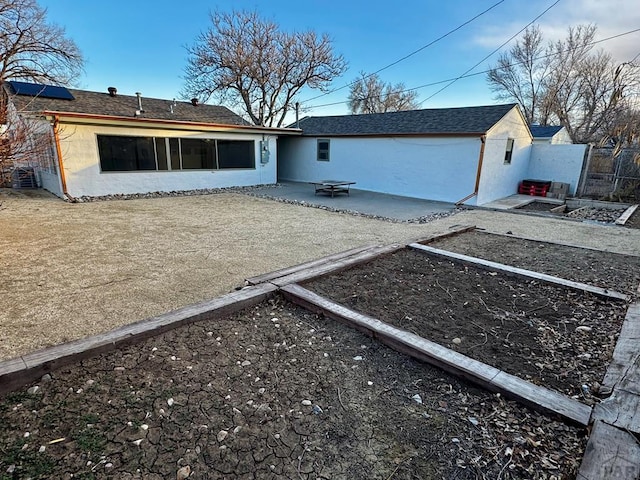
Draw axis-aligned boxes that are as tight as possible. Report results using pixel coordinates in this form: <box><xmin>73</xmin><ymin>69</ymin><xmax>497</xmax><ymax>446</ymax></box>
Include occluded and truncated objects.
<box><xmin>252</xmin><ymin>181</ymin><xmax>456</xmax><ymax>221</ymax></box>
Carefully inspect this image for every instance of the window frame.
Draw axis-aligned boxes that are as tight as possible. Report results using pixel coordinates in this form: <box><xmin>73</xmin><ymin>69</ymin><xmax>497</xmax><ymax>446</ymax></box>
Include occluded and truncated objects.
<box><xmin>317</xmin><ymin>138</ymin><xmax>330</xmax><ymax>162</ymax></box>
<box><xmin>504</xmin><ymin>138</ymin><xmax>515</xmax><ymax>165</ymax></box>
<box><xmin>97</xmin><ymin>135</ymin><xmax>256</xmax><ymax>173</ymax></box>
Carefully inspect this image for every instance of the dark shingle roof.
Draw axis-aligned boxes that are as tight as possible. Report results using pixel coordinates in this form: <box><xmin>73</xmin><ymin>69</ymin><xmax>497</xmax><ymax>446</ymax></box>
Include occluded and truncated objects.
<box><xmin>293</xmin><ymin>104</ymin><xmax>519</xmax><ymax>136</ymax></box>
<box><xmin>5</xmin><ymin>81</ymin><xmax>249</xmax><ymax>126</ymax></box>
<box><xmin>529</xmin><ymin>125</ymin><xmax>563</xmax><ymax>138</ymax></box>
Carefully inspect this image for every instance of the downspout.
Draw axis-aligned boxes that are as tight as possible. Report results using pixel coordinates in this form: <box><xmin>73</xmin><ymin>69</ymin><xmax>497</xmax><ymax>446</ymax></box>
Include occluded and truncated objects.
<box><xmin>455</xmin><ymin>134</ymin><xmax>486</xmax><ymax>205</ymax></box>
<box><xmin>52</xmin><ymin>115</ymin><xmax>71</xmax><ymax>200</ymax></box>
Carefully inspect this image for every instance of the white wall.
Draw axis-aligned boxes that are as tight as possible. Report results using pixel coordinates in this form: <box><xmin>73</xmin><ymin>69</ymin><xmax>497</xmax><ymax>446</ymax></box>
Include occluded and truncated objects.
<box><xmin>5</xmin><ymin>112</ymin><xmax>65</xmax><ymax>197</ymax></box>
<box><xmin>477</xmin><ymin>107</ymin><xmax>532</xmax><ymax>205</ymax></box>
<box><xmin>550</xmin><ymin>128</ymin><xmax>572</xmax><ymax>145</ymax></box>
<box><xmin>526</xmin><ymin>144</ymin><xmax>587</xmax><ymax>195</ymax></box>
<box><xmin>532</xmin><ymin>128</ymin><xmax>573</xmax><ymax>145</ymax></box>
<box><xmin>58</xmin><ymin>123</ymin><xmax>277</xmax><ymax>198</ymax></box>
<box><xmin>278</xmin><ymin>136</ymin><xmax>481</xmax><ymax>203</ymax></box>
<box><xmin>39</xmin><ymin>170</ymin><xmax>64</xmax><ymax>197</ymax></box>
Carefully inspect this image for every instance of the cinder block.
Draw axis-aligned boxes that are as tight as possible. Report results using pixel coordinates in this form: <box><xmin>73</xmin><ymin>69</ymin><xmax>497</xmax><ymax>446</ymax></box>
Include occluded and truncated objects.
<box><xmin>550</xmin><ymin>182</ymin><xmax>569</xmax><ymax>194</ymax></box>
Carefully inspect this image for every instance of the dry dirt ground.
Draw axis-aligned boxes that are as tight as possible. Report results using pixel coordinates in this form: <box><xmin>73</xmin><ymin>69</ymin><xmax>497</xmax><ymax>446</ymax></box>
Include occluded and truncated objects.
<box><xmin>1</xmin><ymin>189</ymin><xmax>639</xmax><ymax>360</ymax></box>
<box><xmin>305</xmin><ymin>246</ymin><xmax>633</xmax><ymax>401</ymax></box>
<box><xmin>0</xmin><ymin>297</ymin><xmax>585</xmax><ymax>480</ymax></box>
<box><xmin>1</xmin><ymin>190</ymin><xmax>640</xmax><ymax>479</ymax></box>
<box><xmin>0</xmin><ymin>189</ymin><xmax>456</xmax><ymax>360</ymax></box>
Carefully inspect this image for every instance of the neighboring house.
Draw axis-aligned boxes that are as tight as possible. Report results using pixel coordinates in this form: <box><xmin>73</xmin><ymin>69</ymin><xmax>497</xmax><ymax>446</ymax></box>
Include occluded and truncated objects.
<box><xmin>529</xmin><ymin>125</ymin><xmax>573</xmax><ymax>145</ymax></box>
<box><xmin>3</xmin><ymin>81</ymin><xmax>297</xmax><ymax>199</ymax></box>
<box><xmin>278</xmin><ymin>104</ymin><xmax>534</xmax><ymax>205</ymax></box>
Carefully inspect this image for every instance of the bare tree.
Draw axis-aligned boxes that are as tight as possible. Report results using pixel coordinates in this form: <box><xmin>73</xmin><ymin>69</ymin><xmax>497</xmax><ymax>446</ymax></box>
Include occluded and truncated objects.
<box><xmin>487</xmin><ymin>24</ymin><xmax>640</xmax><ymax>144</ymax></box>
<box><xmin>543</xmin><ymin>25</ymin><xmax>632</xmax><ymax>143</ymax></box>
<box><xmin>348</xmin><ymin>73</ymin><xmax>420</xmax><ymax>114</ymax></box>
<box><xmin>0</xmin><ymin>0</ymin><xmax>83</xmax><ymax>186</ymax></box>
<box><xmin>183</xmin><ymin>9</ymin><xmax>347</xmax><ymax>127</ymax></box>
<box><xmin>0</xmin><ymin>0</ymin><xmax>84</xmax><ymax>85</ymax></box>
<box><xmin>487</xmin><ymin>26</ymin><xmax>552</xmax><ymax>124</ymax></box>
<box><xmin>0</xmin><ymin>90</ymin><xmax>58</xmax><ymax>187</ymax></box>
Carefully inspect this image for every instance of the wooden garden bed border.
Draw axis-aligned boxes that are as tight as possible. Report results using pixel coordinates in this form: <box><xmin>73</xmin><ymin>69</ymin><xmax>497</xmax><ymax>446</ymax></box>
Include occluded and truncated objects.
<box><xmin>281</xmin><ymin>283</ymin><xmax>592</xmax><ymax>426</ymax></box>
<box><xmin>3</xmin><ymin>222</ymin><xmax>638</xmax><ymax>477</ymax></box>
<box><xmin>578</xmin><ymin>302</ymin><xmax>640</xmax><ymax>479</ymax></box>
<box><xmin>615</xmin><ymin>204</ymin><xmax>638</xmax><ymax>226</ymax></box>
<box><xmin>0</xmin><ymin>283</ymin><xmax>277</xmax><ymax>395</ymax></box>
<box><xmin>408</xmin><ymin>243</ymin><xmax>629</xmax><ymax>301</ymax></box>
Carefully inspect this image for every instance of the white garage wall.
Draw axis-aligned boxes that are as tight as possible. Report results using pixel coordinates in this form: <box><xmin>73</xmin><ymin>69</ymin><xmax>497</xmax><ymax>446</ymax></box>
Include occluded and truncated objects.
<box><xmin>278</xmin><ymin>136</ymin><xmax>481</xmax><ymax>203</ymax></box>
<box><xmin>59</xmin><ymin>124</ymin><xmax>277</xmax><ymax>198</ymax></box>
<box><xmin>477</xmin><ymin>107</ymin><xmax>532</xmax><ymax>205</ymax></box>
<box><xmin>526</xmin><ymin>144</ymin><xmax>587</xmax><ymax>195</ymax></box>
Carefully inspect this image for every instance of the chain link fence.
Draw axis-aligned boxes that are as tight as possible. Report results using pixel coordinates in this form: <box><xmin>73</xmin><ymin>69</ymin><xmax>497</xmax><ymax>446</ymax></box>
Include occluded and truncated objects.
<box><xmin>578</xmin><ymin>147</ymin><xmax>640</xmax><ymax>202</ymax></box>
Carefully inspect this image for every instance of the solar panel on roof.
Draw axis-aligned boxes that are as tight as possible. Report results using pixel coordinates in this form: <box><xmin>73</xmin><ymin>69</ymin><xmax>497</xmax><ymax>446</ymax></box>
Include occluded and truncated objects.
<box><xmin>7</xmin><ymin>80</ymin><xmax>74</xmax><ymax>100</ymax></box>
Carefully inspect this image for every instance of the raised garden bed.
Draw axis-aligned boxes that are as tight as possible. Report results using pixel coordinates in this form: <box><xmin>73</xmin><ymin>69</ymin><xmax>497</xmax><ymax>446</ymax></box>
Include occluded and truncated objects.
<box><xmin>516</xmin><ymin>201</ymin><xmax>629</xmax><ymax>224</ymax></box>
<box><xmin>303</xmin><ymin>249</ymin><xmax>628</xmax><ymax>400</ymax></box>
<box><xmin>430</xmin><ymin>230</ymin><xmax>640</xmax><ymax>295</ymax></box>
<box><xmin>0</xmin><ymin>299</ymin><xmax>585</xmax><ymax>479</ymax></box>
<box><xmin>2</xmin><ymin>228</ymin><xmax>637</xmax><ymax>479</ymax></box>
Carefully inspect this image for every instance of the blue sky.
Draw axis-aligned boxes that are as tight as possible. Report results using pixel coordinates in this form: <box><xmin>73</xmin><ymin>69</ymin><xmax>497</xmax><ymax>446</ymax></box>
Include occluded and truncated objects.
<box><xmin>38</xmin><ymin>0</ymin><xmax>640</xmax><ymax>119</ymax></box>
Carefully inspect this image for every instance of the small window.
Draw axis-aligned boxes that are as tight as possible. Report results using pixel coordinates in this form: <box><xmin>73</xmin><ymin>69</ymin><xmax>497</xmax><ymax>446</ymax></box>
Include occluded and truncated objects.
<box><xmin>317</xmin><ymin>139</ymin><xmax>330</xmax><ymax>161</ymax></box>
<box><xmin>504</xmin><ymin>138</ymin><xmax>514</xmax><ymax>165</ymax></box>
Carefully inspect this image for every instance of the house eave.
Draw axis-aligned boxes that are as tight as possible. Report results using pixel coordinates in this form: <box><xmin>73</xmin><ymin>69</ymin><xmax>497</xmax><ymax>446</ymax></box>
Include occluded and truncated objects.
<box><xmin>300</xmin><ymin>131</ymin><xmax>486</xmax><ymax>138</ymax></box>
<box><xmin>40</xmin><ymin>111</ymin><xmax>303</xmax><ymax>135</ymax></box>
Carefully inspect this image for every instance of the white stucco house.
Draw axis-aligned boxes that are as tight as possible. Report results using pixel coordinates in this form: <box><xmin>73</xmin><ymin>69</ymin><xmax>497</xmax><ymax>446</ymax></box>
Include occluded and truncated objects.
<box><xmin>4</xmin><ymin>81</ymin><xmax>587</xmax><ymax>204</ymax></box>
<box><xmin>278</xmin><ymin>104</ymin><xmax>537</xmax><ymax>205</ymax></box>
<box><xmin>278</xmin><ymin>105</ymin><xmax>589</xmax><ymax>205</ymax></box>
<box><xmin>4</xmin><ymin>81</ymin><xmax>297</xmax><ymax>199</ymax></box>
<box><xmin>529</xmin><ymin>125</ymin><xmax>573</xmax><ymax>145</ymax></box>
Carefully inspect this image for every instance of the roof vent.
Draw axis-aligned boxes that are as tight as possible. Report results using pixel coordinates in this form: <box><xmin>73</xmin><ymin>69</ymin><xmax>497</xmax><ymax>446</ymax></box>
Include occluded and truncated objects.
<box><xmin>191</xmin><ymin>98</ymin><xmax>199</xmax><ymax>106</ymax></box>
<box><xmin>135</xmin><ymin>92</ymin><xmax>144</xmax><ymax>114</ymax></box>
<box><xmin>108</xmin><ymin>87</ymin><xmax>117</xmax><ymax>97</ymax></box>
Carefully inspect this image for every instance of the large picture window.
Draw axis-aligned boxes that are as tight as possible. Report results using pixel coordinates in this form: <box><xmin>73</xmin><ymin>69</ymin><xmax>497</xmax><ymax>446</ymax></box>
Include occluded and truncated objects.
<box><xmin>218</xmin><ymin>140</ymin><xmax>254</xmax><ymax>169</ymax></box>
<box><xmin>97</xmin><ymin>135</ymin><xmax>255</xmax><ymax>172</ymax></box>
<box><xmin>181</xmin><ymin>138</ymin><xmax>216</xmax><ymax>169</ymax></box>
<box><xmin>98</xmin><ymin>136</ymin><xmax>156</xmax><ymax>171</ymax></box>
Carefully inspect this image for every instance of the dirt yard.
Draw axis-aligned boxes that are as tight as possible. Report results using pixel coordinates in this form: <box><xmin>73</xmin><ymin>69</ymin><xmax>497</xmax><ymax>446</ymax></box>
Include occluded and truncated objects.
<box><xmin>0</xmin><ymin>297</ymin><xmax>586</xmax><ymax>480</ymax></box>
<box><xmin>0</xmin><ymin>189</ymin><xmax>456</xmax><ymax>360</ymax></box>
<box><xmin>1</xmin><ymin>191</ymin><xmax>640</xmax><ymax>479</ymax></box>
<box><xmin>1</xmin><ymin>189</ymin><xmax>639</xmax><ymax>360</ymax></box>
<box><xmin>431</xmin><ymin>230</ymin><xmax>640</xmax><ymax>295</ymax></box>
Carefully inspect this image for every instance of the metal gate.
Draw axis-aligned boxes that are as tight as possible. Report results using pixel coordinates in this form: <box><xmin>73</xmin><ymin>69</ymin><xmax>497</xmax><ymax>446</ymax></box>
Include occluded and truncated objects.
<box><xmin>578</xmin><ymin>147</ymin><xmax>640</xmax><ymax>201</ymax></box>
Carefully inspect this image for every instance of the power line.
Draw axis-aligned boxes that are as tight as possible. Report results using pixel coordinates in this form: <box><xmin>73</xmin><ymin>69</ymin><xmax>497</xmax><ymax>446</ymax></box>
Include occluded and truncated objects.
<box><xmin>301</xmin><ymin>0</ymin><xmax>506</xmax><ymax>103</ymax></box>
<box><xmin>304</xmin><ymin>26</ymin><xmax>640</xmax><ymax>111</ymax></box>
<box><xmin>417</xmin><ymin>0</ymin><xmax>561</xmax><ymax>106</ymax></box>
